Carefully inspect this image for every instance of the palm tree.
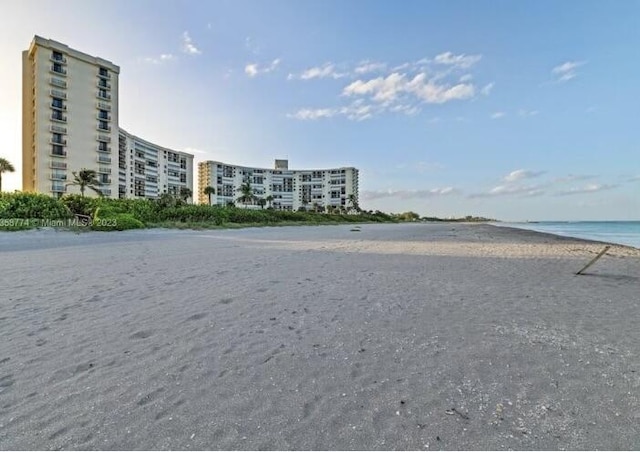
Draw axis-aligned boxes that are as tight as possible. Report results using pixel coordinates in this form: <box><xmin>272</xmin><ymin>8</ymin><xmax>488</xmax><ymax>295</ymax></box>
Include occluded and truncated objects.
<box><xmin>348</xmin><ymin>194</ymin><xmax>359</xmax><ymax>213</ymax></box>
<box><xmin>203</xmin><ymin>186</ymin><xmax>215</xmax><ymax>205</ymax></box>
<box><xmin>66</xmin><ymin>169</ymin><xmax>102</xmax><ymax>197</ymax></box>
<box><xmin>257</xmin><ymin>198</ymin><xmax>267</xmax><ymax>209</ymax></box>
<box><xmin>0</xmin><ymin>157</ymin><xmax>15</xmax><ymax>192</ymax></box>
<box><xmin>265</xmin><ymin>195</ymin><xmax>274</xmax><ymax>209</ymax></box>
<box><xmin>180</xmin><ymin>187</ymin><xmax>192</xmax><ymax>202</ymax></box>
<box><xmin>237</xmin><ymin>182</ymin><xmax>255</xmax><ymax>207</ymax></box>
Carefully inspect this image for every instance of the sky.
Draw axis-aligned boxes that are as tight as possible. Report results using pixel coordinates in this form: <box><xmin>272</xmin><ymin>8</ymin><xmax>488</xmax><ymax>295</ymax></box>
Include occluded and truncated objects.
<box><xmin>1</xmin><ymin>0</ymin><xmax>639</xmax><ymax>221</ymax></box>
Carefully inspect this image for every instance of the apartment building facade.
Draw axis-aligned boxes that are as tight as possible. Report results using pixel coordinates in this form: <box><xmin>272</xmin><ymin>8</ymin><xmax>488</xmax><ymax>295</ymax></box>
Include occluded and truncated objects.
<box><xmin>22</xmin><ymin>36</ymin><xmax>193</xmax><ymax>199</ymax></box>
<box><xmin>118</xmin><ymin>130</ymin><xmax>193</xmax><ymax>199</ymax></box>
<box><xmin>198</xmin><ymin>159</ymin><xmax>359</xmax><ymax>211</ymax></box>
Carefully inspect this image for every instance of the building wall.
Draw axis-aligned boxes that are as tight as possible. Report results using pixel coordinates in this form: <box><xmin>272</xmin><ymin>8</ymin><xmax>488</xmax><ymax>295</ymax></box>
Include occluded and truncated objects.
<box><xmin>22</xmin><ymin>36</ymin><xmax>119</xmax><ymax>197</ymax></box>
<box><xmin>198</xmin><ymin>160</ymin><xmax>359</xmax><ymax>211</ymax></box>
<box><xmin>119</xmin><ymin>130</ymin><xmax>193</xmax><ymax>199</ymax></box>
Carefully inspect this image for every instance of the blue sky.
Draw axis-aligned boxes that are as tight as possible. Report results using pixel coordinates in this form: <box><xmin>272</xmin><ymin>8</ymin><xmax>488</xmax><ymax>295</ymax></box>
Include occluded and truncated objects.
<box><xmin>2</xmin><ymin>0</ymin><xmax>639</xmax><ymax>220</ymax></box>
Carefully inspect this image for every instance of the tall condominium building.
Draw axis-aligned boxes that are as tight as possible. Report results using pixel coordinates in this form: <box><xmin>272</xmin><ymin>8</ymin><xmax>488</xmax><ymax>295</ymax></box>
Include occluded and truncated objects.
<box><xmin>198</xmin><ymin>159</ymin><xmax>359</xmax><ymax>211</ymax></box>
<box><xmin>22</xmin><ymin>36</ymin><xmax>193</xmax><ymax>199</ymax></box>
<box><xmin>118</xmin><ymin>129</ymin><xmax>194</xmax><ymax>199</ymax></box>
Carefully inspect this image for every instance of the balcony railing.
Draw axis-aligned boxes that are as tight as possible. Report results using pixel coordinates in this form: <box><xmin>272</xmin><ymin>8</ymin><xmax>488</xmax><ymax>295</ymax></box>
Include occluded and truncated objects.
<box><xmin>50</xmin><ymin>66</ymin><xmax>67</xmax><ymax>75</ymax></box>
<box><xmin>98</xmin><ymin>167</ymin><xmax>112</xmax><ymax>174</ymax></box>
<box><xmin>97</xmin><ymin>156</ymin><xmax>112</xmax><ymax>164</ymax></box>
<box><xmin>50</xmin><ymin>125</ymin><xmax>67</xmax><ymax>134</ymax></box>
<box><xmin>51</xmin><ymin>184</ymin><xmax>66</xmax><ymax>193</ymax></box>
<box><xmin>97</xmin><ymin>134</ymin><xmax>111</xmax><ymax>142</ymax></box>
<box><xmin>50</xmin><ymin>173</ymin><xmax>67</xmax><ymax>181</ymax></box>
<box><xmin>50</xmin><ymin>78</ymin><xmax>67</xmax><ymax>89</ymax></box>
<box><xmin>51</xmin><ymin>114</ymin><xmax>67</xmax><ymax>123</ymax></box>
<box><xmin>50</xmin><ymin>89</ymin><xmax>66</xmax><ymax>99</ymax></box>
<box><xmin>98</xmin><ymin>70</ymin><xmax>111</xmax><ymax>79</ymax></box>
<box><xmin>97</xmin><ymin>124</ymin><xmax>111</xmax><ymax>132</ymax></box>
<box><xmin>97</xmin><ymin>113</ymin><xmax>112</xmax><ymax>121</ymax></box>
<box><xmin>96</xmin><ymin>91</ymin><xmax>111</xmax><ymax>100</ymax></box>
<box><xmin>97</xmin><ymin>102</ymin><xmax>111</xmax><ymax>111</ymax></box>
<box><xmin>50</xmin><ymin>161</ymin><xmax>67</xmax><ymax>169</ymax></box>
<box><xmin>97</xmin><ymin>81</ymin><xmax>111</xmax><ymax>90</ymax></box>
<box><xmin>51</xmin><ymin>103</ymin><xmax>67</xmax><ymax>111</ymax></box>
<box><xmin>97</xmin><ymin>145</ymin><xmax>111</xmax><ymax>153</ymax></box>
<box><xmin>50</xmin><ymin>54</ymin><xmax>67</xmax><ymax>64</ymax></box>
<box><xmin>50</xmin><ymin>137</ymin><xmax>67</xmax><ymax>146</ymax></box>
<box><xmin>50</xmin><ymin>150</ymin><xmax>67</xmax><ymax>157</ymax></box>
<box><xmin>99</xmin><ymin>188</ymin><xmax>112</xmax><ymax>196</ymax></box>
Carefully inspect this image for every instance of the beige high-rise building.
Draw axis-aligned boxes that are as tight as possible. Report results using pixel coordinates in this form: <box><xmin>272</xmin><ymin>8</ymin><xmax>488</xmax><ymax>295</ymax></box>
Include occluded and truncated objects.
<box><xmin>22</xmin><ymin>35</ymin><xmax>194</xmax><ymax>199</ymax></box>
<box><xmin>23</xmin><ymin>36</ymin><xmax>120</xmax><ymax>197</ymax></box>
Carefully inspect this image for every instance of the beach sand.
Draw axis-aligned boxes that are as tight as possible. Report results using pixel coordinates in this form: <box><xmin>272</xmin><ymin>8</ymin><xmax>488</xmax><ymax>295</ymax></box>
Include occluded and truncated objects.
<box><xmin>0</xmin><ymin>223</ymin><xmax>639</xmax><ymax>450</ymax></box>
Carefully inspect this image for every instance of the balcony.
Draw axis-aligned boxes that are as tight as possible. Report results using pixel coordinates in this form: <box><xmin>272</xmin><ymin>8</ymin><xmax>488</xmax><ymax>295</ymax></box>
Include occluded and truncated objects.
<box><xmin>96</xmin><ymin>91</ymin><xmax>111</xmax><ymax>100</ymax></box>
<box><xmin>51</xmin><ymin>114</ymin><xmax>67</xmax><ymax>123</ymax></box>
<box><xmin>50</xmin><ymin>78</ymin><xmax>67</xmax><ymax>89</ymax></box>
<box><xmin>97</xmin><ymin>102</ymin><xmax>111</xmax><ymax>111</ymax></box>
<box><xmin>51</xmin><ymin>102</ymin><xmax>67</xmax><ymax>111</ymax></box>
<box><xmin>98</xmin><ymin>70</ymin><xmax>111</xmax><ymax>79</ymax></box>
<box><xmin>99</xmin><ymin>188</ymin><xmax>112</xmax><ymax>196</ymax></box>
<box><xmin>97</xmin><ymin>124</ymin><xmax>111</xmax><ymax>132</ymax></box>
<box><xmin>97</xmin><ymin>156</ymin><xmax>112</xmax><ymax>164</ymax></box>
<box><xmin>98</xmin><ymin>167</ymin><xmax>112</xmax><ymax>174</ymax></box>
<box><xmin>50</xmin><ymin>137</ymin><xmax>67</xmax><ymax>146</ymax></box>
<box><xmin>51</xmin><ymin>183</ymin><xmax>66</xmax><ymax>193</ymax></box>
<box><xmin>50</xmin><ymin>89</ymin><xmax>66</xmax><ymax>99</ymax></box>
<box><xmin>97</xmin><ymin>134</ymin><xmax>111</xmax><ymax>142</ymax></box>
<box><xmin>50</xmin><ymin>161</ymin><xmax>67</xmax><ymax>170</ymax></box>
<box><xmin>97</xmin><ymin>81</ymin><xmax>111</xmax><ymax>90</ymax></box>
<box><xmin>50</xmin><ymin>150</ymin><xmax>67</xmax><ymax>157</ymax></box>
<box><xmin>50</xmin><ymin>54</ymin><xmax>67</xmax><ymax>64</ymax></box>
<box><xmin>97</xmin><ymin>113</ymin><xmax>112</xmax><ymax>121</ymax></box>
<box><xmin>50</xmin><ymin>65</ymin><xmax>67</xmax><ymax>76</ymax></box>
<box><xmin>50</xmin><ymin>173</ymin><xmax>67</xmax><ymax>181</ymax></box>
<box><xmin>49</xmin><ymin>125</ymin><xmax>67</xmax><ymax>134</ymax></box>
<box><xmin>97</xmin><ymin>145</ymin><xmax>111</xmax><ymax>153</ymax></box>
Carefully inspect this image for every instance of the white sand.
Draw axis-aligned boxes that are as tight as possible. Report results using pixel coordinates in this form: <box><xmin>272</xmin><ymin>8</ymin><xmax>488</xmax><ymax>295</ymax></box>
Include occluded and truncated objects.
<box><xmin>0</xmin><ymin>223</ymin><xmax>639</xmax><ymax>450</ymax></box>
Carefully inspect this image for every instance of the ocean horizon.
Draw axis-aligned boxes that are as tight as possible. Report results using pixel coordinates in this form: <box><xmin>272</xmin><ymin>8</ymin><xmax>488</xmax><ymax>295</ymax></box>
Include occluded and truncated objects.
<box><xmin>494</xmin><ymin>221</ymin><xmax>640</xmax><ymax>249</ymax></box>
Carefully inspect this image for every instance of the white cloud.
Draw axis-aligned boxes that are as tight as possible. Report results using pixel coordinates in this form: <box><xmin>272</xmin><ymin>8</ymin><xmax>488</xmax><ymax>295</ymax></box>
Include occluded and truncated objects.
<box><xmin>354</xmin><ymin>61</ymin><xmax>387</xmax><ymax>74</ymax></box>
<box><xmin>491</xmin><ymin>112</ymin><xmax>505</xmax><ymax>119</ymax></box>
<box><xmin>551</xmin><ymin>60</ymin><xmax>585</xmax><ymax>82</ymax></box>
<box><xmin>142</xmin><ymin>54</ymin><xmax>175</xmax><ymax>64</ymax></box>
<box><xmin>182</xmin><ymin>31</ymin><xmax>202</xmax><ymax>55</ymax></box>
<box><xmin>343</xmin><ymin>72</ymin><xmax>475</xmax><ymax>105</ymax></box>
<box><xmin>287</xmin><ymin>102</ymin><xmax>379</xmax><ymax>121</ymax></box>
<box><xmin>480</xmin><ymin>82</ymin><xmax>494</xmax><ymax>96</ymax></box>
<box><xmin>245</xmin><ymin>58</ymin><xmax>281</xmax><ymax>78</ymax></box>
<box><xmin>554</xmin><ymin>174</ymin><xmax>597</xmax><ymax>183</ymax></box>
<box><xmin>298</xmin><ymin>63</ymin><xmax>347</xmax><ymax>80</ymax></box>
<box><xmin>361</xmin><ymin>187</ymin><xmax>459</xmax><ymax>201</ymax></box>
<box><xmin>555</xmin><ymin>183</ymin><xmax>617</xmax><ymax>196</ymax></box>
<box><xmin>459</xmin><ymin>74</ymin><xmax>473</xmax><ymax>82</ymax></box>
<box><xmin>504</xmin><ymin>169</ymin><xmax>546</xmax><ymax>182</ymax></box>
<box><xmin>518</xmin><ymin>109</ymin><xmax>539</xmax><ymax>117</ymax></box>
<box><xmin>433</xmin><ymin>52</ymin><xmax>482</xmax><ymax>69</ymax></box>
<box><xmin>469</xmin><ymin>184</ymin><xmax>546</xmax><ymax>198</ymax></box>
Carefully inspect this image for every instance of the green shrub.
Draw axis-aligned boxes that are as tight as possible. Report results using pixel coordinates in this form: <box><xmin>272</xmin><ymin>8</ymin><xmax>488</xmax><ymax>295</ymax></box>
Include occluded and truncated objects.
<box><xmin>60</xmin><ymin>194</ymin><xmax>98</xmax><ymax>216</ymax></box>
<box><xmin>91</xmin><ymin>213</ymin><xmax>145</xmax><ymax>231</ymax></box>
<box><xmin>0</xmin><ymin>192</ymin><xmax>71</xmax><ymax>220</ymax></box>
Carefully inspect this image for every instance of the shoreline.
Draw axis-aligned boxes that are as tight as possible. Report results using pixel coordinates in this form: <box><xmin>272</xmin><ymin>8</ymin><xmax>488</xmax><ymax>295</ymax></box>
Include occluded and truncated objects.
<box><xmin>1</xmin><ymin>223</ymin><xmax>639</xmax><ymax>450</ymax></box>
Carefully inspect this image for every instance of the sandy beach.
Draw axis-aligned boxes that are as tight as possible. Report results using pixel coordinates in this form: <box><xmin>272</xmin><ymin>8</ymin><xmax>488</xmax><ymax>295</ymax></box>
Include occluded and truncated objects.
<box><xmin>0</xmin><ymin>223</ymin><xmax>639</xmax><ymax>450</ymax></box>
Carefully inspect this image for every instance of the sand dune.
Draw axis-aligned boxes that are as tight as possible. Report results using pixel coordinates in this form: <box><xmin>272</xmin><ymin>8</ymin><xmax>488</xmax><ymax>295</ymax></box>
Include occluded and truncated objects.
<box><xmin>0</xmin><ymin>223</ymin><xmax>639</xmax><ymax>450</ymax></box>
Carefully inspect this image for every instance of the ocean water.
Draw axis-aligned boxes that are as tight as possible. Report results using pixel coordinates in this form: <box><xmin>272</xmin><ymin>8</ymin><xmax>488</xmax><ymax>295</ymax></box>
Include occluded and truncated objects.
<box><xmin>495</xmin><ymin>221</ymin><xmax>640</xmax><ymax>249</ymax></box>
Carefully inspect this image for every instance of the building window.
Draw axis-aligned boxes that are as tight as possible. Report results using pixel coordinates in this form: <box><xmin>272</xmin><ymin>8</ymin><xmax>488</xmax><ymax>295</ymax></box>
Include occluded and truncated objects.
<box><xmin>51</xmin><ymin>97</ymin><xmax>64</xmax><ymax>109</ymax></box>
<box><xmin>98</xmin><ymin>109</ymin><xmax>109</xmax><ymax>120</ymax></box>
<box><xmin>52</xmin><ymin>51</ymin><xmax>64</xmax><ymax>62</ymax></box>
<box><xmin>51</xmin><ymin>144</ymin><xmax>65</xmax><ymax>156</ymax></box>
<box><xmin>99</xmin><ymin>67</ymin><xmax>108</xmax><ymax>77</ymax></box>
<box><xmin>52</xmin><ymin>133</ymin><xmax>64</xmax><ymax>144</ymax></box>
<box><xmin>52</xmin><ymin>62</ymin><xmax>65</xmax><ymax>74</ymax></box>
<box><xmin>98</xmin><ymin>120</ymin><xmax>109</xmax><ymax>131</ymax></box>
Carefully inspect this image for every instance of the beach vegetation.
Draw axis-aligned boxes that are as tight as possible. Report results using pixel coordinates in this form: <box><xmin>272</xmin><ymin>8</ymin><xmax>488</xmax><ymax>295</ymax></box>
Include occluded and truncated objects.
<box><xmin>66</xmin><ymin>169</ymin><xmax>103</xmax><ymax>197</ymax></box>
<box><xmin>203</xmin><ymin>186</ymin><xmax>215</xmax><ymax>205</ymax></box>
